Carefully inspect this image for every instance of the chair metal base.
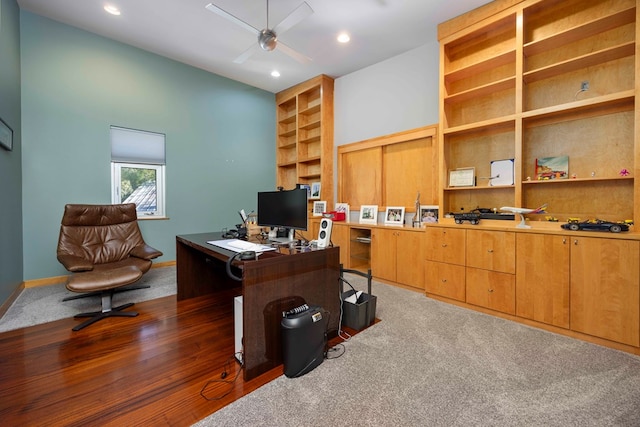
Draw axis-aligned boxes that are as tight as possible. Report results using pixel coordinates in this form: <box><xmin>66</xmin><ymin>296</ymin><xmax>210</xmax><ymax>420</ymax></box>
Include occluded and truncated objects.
<box><xmin>71</xmin><ymin>291</ymin><xmax>139</xmax><ymax>331</ymax></box>
<box><xmin>63</xmin><ymin>284</ymin><xmax>150</xmax><ymax>301</ymax></box>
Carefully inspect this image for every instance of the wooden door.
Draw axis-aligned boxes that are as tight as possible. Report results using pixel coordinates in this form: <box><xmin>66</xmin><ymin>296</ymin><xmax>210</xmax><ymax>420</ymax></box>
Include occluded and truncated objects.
<box><xmin>396</xmin><ymin>230</ymin><xmax>425</xmax><ymax>289</ymax></box>
<box><xmin>371</xmin><ymin>228</ymin><xmax>397</xmax><ymax>282</ymax></box>
<box><xmin>331</xmin><ymin>223</ymin><xmax>350</xmax><ymax>266</ymax></box>
<box><xmin>515</xmin><ymin>233</ymin><xmax>570</xmax><ymax>328</ymax></box>
<box><xmin>570</xmin><ymin>237</ymin><xmax>640</xmax><ymax>347</ymax></box>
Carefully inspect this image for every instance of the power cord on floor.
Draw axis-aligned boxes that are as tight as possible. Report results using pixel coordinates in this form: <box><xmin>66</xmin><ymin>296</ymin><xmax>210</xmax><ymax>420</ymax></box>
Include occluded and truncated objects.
<box><xmin>200</xmin><ymin>352</ymin><xmax>244</xmax><ymax>401</ymax></box>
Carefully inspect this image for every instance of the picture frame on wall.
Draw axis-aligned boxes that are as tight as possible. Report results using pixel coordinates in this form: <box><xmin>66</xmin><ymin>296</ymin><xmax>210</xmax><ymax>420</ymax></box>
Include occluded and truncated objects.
<box><xmin>359</xmin><ymin>205</ymin><xmax>378</xmax><ymax>225</ymax></box>
<box><xmin>0</xmin><ymin>117</ymin><xmax>13</xmax><ymax>151</ymax></box>
<box><xmin>313</xmin><ymin>200</ymin><xmax>327</xmax><ymax>216</ymax></box>
<box><xmin>310</xmin><ymin>182</ymin><xmax>321</xmax><ymax>199</ymax></box>
<box><xmin>384</xmin><ymin>206</ymin><xmax>405</xmax><ymax>226</ymax></box>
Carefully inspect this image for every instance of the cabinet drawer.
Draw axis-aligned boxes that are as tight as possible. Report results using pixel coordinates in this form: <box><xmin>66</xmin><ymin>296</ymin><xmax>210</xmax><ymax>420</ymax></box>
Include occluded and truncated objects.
<box><xmin>425</xmin><ymin>260</ymin><xmax>465</xmax><ymax>302</ymax></box>
<box><xmin>466</xmin><ymin>230</ymin><xmax>515</xmax><ymax>273</ymax></box>
<box><xmin>466</xmin><ymin>267</ymin><xmax>515</xmax><ymax>315</ymax></box>
<box><xmin>425</xmin><ymin>227</ymin><xmax>465</xmax><ymax>265</ymax></box>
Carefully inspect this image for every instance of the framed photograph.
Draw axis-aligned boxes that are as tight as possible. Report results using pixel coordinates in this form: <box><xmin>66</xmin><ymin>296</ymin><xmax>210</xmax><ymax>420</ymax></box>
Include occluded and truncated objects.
<box><xmin>536</xmin><ymin>155</ymin><xmax>568</xmax><ymax>180</ymax></box>
<box><xmin>449</xmin><ymin>167</ymin><xmax>475</xmax><ymax>187</ymax></box>
<box><xmin>420</xmin><ymin>205</ymin><xmax>439</xmax><ymax>223</ymax></box>
<box><xmin>313</xmin><ymin>200</ymin><xmax>327</xmax><ymax>216</ymax></box>
<box><xmin>384</xmin><ymin>207</ymin><xmax>405</xmax><ymax>226</ymax></box>
<box><xmin>0</xmin><ymin>117</ymin><xmax>13</xmax><ymax>151</ymax></box>
<box><xmin>335</xmin><ymin>202</ymin><xmax>350</xmax><ymax>220</ymax></box>
<box><xmin>296</xmin><ymin>183</ymin><xmax>311</xmax><ymax>198</ymax></box>
<box><xmin>359</xmin><ymin>205</ymin><xmax>378</xmax><ymax>225</ymax></box>
<box><xmin>310</xmin><ymin>182</ymin><xmax>321</xmax><ymax>199</ymax></box>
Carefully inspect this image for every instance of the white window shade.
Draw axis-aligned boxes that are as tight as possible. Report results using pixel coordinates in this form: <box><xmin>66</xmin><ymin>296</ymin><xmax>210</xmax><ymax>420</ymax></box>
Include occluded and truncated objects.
<box><xmin>111</xmin><ymin>126</ymin><xmax>165</xmax><ymax>165</ymax></box>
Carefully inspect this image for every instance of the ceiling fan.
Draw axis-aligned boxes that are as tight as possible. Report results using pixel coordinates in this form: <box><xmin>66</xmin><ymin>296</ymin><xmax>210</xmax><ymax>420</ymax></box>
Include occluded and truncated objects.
<box><xmin>205</xmin><ymin>1</ymin><xmax>313</xmax><ymax>64</ymax></box>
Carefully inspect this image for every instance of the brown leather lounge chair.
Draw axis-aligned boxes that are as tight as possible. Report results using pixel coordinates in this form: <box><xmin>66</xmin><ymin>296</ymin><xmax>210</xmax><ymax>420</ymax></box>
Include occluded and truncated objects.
<box><xmin>56</xmin><ymin>203</ymin><xmax>163</xmax><ymax>331</ymax></box>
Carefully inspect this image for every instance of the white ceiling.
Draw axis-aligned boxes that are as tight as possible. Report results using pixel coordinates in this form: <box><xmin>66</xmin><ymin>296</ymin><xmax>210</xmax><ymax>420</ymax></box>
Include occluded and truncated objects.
<box><xmin>17</xmin><ymin>0</ymin><xmax>494</xmax><ymax>93</ymax></box>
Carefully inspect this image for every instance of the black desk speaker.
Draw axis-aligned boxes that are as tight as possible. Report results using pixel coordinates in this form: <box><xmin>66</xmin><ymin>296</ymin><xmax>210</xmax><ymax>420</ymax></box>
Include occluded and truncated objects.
<box><xmin>281</xmin><ymin>305</ymin><xmax>327</xmax><ymax>378</ymax></box>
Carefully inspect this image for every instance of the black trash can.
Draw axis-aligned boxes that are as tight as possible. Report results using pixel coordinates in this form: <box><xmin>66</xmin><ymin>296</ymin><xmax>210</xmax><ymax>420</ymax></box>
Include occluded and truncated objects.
<box><xmin>281</xmin><ymin>305</ymin><xmax>327</xmax><ymax>378</ymax></box>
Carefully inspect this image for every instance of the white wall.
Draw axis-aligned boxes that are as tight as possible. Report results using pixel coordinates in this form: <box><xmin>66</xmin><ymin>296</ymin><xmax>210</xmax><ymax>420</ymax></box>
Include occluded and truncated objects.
<box><xmin>334</xmin><ymin>41</ymin><xmax>440</xmax><ymax>147</ymax></box>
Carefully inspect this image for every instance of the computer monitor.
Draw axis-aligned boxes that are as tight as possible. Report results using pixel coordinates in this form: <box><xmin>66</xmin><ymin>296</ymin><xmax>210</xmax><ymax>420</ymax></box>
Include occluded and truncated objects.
<box><xmin>257</xmin><ymin>188</ymin><xmax>308</xmax><ymax>232</ymax></box>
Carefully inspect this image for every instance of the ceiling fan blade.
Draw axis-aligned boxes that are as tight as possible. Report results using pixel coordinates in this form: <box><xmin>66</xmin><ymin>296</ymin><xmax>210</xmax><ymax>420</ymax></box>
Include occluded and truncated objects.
<box><xmin>277</xmin><ymin>41</ymin><xmax>312</xmax><ymax>64</ymax></box>
<box><xmin>233</xmin><ymin>43</ymin><xmax>260</xmax><ymax>64</ymax></box>
<box><xmin>273</xmin><ymin>1</ymin><xmax>313</xmax><ymax>35</ymax></box>
<box><xmin>205</xmin><ymin>3</ymin><xmax>260</xmax><ymax>36</ymax></box>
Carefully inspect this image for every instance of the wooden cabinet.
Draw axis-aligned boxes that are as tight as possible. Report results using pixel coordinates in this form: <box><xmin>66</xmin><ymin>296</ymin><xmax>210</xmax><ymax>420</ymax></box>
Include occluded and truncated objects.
<box><xmin>570</xmin><ymin>236</ymin><xmax>639</xmax><ymax>347</ymax></box>
<box><xmin>371</xmin><ymin>228</ymin><xmax>424</xmax><ymax>289</ymax></box>
<box><xmin>338</xmin><ymin>126</ymin><xmax>438</xmax><ymax>212</ymax></box>
<box><xmin>515</xmin><ymin>233</ymin><xmax>570</xmax><ymax>328</ymax></box>
<box><xmin>466</xmin><ymin>267</ymin><xmax>516</xmax><ymax>315</ymax></box>
<box><xmin>424</xmin><ymin>227</ymin><xmax>465</xmax><ymax>301</ymax></box>
<box><xmin>464</xmin><ymin>229</ymin><xmax>515</xmax><ymax>314</ymax></box>
<box><xmin>438</xmin><ymin>0</ymin><xmax>639</xmax><ymax>224</ymax></box>
<box><xmin>466</xmin><ymin>229</ymin><xmax>515</xmax><ymax>274</ymax></box>
<box><xmin>425</xmin><ymin>260</ymin><xmax>465</xmax><ymax>302</ymax></box>
<box><xmin>425</xmin><ymin>227</ymin><xmax>465</xmax><ymax>265</ymax></box>
<box><xmin>276</xmin><ymin>75</ymin><xmax>334</xmax><ymax>214</ymax></box>
<box><xmin>348</xmin><ymin>227</ymin><xmax>371</xmax><ymax>271</ymax></box>
<box><xmin>331</xmin><ymin>222</ymin><xmax>350</xmax><ymax>267</ymax></box>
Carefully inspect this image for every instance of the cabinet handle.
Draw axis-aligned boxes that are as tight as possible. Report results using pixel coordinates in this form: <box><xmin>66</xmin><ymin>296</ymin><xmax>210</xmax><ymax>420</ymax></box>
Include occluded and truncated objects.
<box><xmin>442</xmin><ymin>243</ymin><xmax>447</xmax><ymax>247</ymax></box>
<box><xmin>574</xmin><ymin>239</ymin><xmax>578</xmax><ymax>245</ymax></box>
<box><xmin>487</xmin><ymin>249</ymin><xmax>494</xmax><ymax>253</ymax></box>
<box><xmin>488</xmin><ymin>289</ymin><xmax>494</xmax><ymax>293</ymax></box>
<box><xmin>562</xmin><ymin>238</ymin><xmax>566</xmax><ymax>244</ymax></box>
<box><xmin>441</xmin><ymin>279</ymin><xmax>447</xmax><ymax>283</ymax></box>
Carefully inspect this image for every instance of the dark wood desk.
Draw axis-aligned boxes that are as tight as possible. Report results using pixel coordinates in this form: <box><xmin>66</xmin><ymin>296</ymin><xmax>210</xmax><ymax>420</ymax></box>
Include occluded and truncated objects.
<box><xmin>176</xmin><ymin>233</ymin><xmax>340</xmax><ymax>380</ymax></box>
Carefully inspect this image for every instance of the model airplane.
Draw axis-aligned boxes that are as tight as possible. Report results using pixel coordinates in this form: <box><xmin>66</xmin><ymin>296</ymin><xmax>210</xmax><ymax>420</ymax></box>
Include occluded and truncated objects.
<box><xmin>500</xmin><ymin>204</ymin><xmax>547</xmax><ymax>228</ymax></box>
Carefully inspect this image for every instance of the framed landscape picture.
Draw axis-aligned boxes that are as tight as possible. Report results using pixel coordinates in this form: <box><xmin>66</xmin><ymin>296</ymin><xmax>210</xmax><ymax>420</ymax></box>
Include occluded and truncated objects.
<box><xmin>359</xmin><ymin>205</ymin><xmax>378</xmax><ymax>225</ymax></box>
<box><xmin>536</xmin><ymin>156</ymin><xmax>568</xmax><ymax>180</ymax></box>
<box><xmin>310</xmin><ymin>182</ymin><xmax>321</xmax><ymax>199</ymax></box>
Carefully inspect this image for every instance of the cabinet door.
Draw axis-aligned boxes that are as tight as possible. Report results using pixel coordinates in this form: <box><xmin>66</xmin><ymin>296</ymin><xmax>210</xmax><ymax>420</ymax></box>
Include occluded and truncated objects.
<box><xmin>396</xmin><ymin>230</ymin><xmax>424</xmax><ymax>289</ymax></box>
<box><xmin>371</xmin><ymin>228</ymin><xmax>397</xmax><ymax>282</ymax></box>
<box><xmin>466</xmin><ymin>230</ymin><xmax>515</xmax><ymax>274</ymax></box>
<box><xmin>425</xmin><ymin>260</ymin><xmax>465</xmax><ymax>302</ymax></box>
<box><xmin>570</xmin><ymin>237</ymin><xmax>639</xmax><ymax>347</ymax></box>
<box><xmin>331</xmin><ymin>223</ymin><xmax>349</xmax><ymax>267</ymax></box>
<box><xmin>425</xmin><ymin>227</ymin><xmax>465</xmax><ymax>265</ymax></box>
<box><xmin>515</xmin><ymin>233</ymin><xmax>570</xmax><ymax>328</ymax></box>
<box><xmin>466</xmin><ymin>267</ymin><xmax>515</xmax><ymax>315</ymax></box>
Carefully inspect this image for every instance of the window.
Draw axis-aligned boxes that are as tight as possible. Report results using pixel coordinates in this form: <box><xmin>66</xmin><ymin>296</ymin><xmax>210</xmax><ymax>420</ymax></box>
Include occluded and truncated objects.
<box><xmin>111</xmin><ymin>126</ymin><xmax>166</xmax><ymax>218</ymax></box>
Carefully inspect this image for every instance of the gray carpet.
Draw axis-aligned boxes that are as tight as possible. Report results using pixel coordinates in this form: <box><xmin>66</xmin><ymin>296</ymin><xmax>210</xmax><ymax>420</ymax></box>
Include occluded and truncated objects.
<box><xmin>2</xmin><ymin>267</ymin><xmax>640</xmax><ymax>426</ymax></box>
<box><xmin>195</xmin><ymin>273</ymin><xmax>640</xmax><ymax>427</ymax></box>
<box><xmin>0</xmin><ymin>266</ymin><xmax>176</xmax><ymax>333</ymax></box>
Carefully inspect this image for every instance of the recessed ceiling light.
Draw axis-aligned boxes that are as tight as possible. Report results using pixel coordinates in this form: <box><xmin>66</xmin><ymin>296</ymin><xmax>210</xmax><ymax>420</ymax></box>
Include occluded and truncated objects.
<box><xmin>271</xmin><ymin>70</ymin><xmax>281</xmax><ymax>78</ymax></box>
<box><xmin>337</xmin><ymin>32</ymin><xmax>350</xmax><ymax>43</ymax></box>
<box><xmin>104</xmin><ymin>5</ymin><xmax>121</xmax><ymax>16</ymax></box>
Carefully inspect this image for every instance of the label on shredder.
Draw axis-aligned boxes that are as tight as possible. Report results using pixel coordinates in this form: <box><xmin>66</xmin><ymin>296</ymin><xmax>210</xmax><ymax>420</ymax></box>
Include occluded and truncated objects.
<box><xmin>311</xmin><ymin>312</ymin><xmax>322</xmax><ymax>322</ymax></box>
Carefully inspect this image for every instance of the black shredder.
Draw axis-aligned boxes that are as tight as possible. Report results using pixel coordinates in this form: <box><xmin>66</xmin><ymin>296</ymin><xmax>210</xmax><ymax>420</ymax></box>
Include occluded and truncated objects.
<box><xmin>281</xmin><ymin>305</ymin><xmax>327</xmax><ymax>378</ymax></box>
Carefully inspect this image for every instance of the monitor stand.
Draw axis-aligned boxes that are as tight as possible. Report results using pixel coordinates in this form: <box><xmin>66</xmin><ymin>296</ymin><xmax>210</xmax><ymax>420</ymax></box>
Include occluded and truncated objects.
<box><xmin>270</xmin><ymin>228</ymin><xmax>295</xmax><ymax>244</ymax></box>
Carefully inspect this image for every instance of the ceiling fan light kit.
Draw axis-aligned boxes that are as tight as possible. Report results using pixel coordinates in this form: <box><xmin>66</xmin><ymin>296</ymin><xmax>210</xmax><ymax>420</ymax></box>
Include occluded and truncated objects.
<box><xmin>205</xmin><ymin>1</ymin><xmax>313</xmax><ymax>64</ymax></box>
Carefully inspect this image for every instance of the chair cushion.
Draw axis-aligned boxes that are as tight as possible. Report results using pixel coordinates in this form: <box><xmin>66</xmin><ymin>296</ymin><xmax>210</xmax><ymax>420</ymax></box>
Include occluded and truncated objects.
<box><xmin>66</xmin><ymin>265</ymin><xmax>143</xmax><ymax>293</ymax></box>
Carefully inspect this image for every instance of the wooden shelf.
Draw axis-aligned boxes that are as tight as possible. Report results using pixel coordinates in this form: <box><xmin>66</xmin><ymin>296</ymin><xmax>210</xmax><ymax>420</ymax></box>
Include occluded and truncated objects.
<box><xmin>439</xmin><ymin>0</ymin><xmax>639</xmax><ymax>224</ymax></box>
<box><xmin>523</xmin><ymin>42</ymin><xmax>635</xmax><ymax>84</ymax></box>
<box><xmin>524</xmin><ymin>7</ymin><xmax>636</xmax><ymax>56</ymax></box>
<box><xmin>276</xmin><ymin>75</ymin><xmax>334</xmax><ymax>204</ymax></box>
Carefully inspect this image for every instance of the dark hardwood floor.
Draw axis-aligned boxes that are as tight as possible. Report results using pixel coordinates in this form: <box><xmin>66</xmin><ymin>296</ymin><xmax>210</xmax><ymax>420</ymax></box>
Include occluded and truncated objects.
<box><xmin>0</xmin><ymin>289</ymin><xmax>289</xmax><ymax>426</ymax></box>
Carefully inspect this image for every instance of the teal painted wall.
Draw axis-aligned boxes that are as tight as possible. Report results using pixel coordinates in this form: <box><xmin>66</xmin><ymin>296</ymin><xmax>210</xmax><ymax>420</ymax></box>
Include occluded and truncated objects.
<box><xmin>20</xmin><ymin>12</ymin><xmax>275</xmax><ymax>281</ymax></box>
<box><xmin>0</xmin><ymin>0</ymin><xmax>23</xmax><ymax>304</ymax></box>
